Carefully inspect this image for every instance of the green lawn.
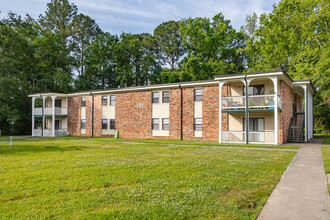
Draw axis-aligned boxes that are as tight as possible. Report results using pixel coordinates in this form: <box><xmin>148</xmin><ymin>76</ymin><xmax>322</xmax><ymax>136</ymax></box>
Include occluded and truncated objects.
<box><xmin>319</xmin><ymin>136</ymin><xmax>330</xmax><ymax>193</ymax></box>
<box><xmin>0</xmin><ymin>137</ymin><xmax>295</xmax><ymax>219</ymax></box>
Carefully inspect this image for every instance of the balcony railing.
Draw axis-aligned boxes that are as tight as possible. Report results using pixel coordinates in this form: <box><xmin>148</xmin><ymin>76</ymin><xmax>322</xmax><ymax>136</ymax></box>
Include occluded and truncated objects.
<box><xmin>33</xmin><ymin>107</ymin><xmax>67</xmax><ymax>115</ymax></box>
<box><xmin>222</xmin><ymin>95</ymin><xmax>281</xmax><ymax>110</ymax></box>
<box><xmin>33</xmin><ymin>129</ymin><xmax>68</xmax><ymax>137</ymax></box>
<box><xmin>221</xmin><ymin>131</ymin><xmax>275</xmax><ymax>144</ymax></box>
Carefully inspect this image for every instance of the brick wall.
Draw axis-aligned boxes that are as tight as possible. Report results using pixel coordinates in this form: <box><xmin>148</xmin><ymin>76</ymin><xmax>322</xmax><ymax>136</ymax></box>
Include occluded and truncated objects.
<box><xmin>280</xmin><ymin>80</ymin><xmax>294</xmax><ymax>143</ymax></box>
<box><xmin>116</xmin><ymin>91</ymin><xmax>152</xmax><ymax>139</ymax></box>
<box><xmin>182</xmin><ymin>87</ymin><xmax>197</xmax><ymax>140</ymax></box>
<box><xmin>67</xmin><ymin>85</ymin><xmax>222</xmax><ymax>141</ymax></box>
<box><xmin>169</xmin><ymin>88</ymin><xmax>182</xmax><ymax>139</ymax></box>
<box><xmin>68</xmin><ymin>97</ymin><xmax>81</xmax><ymax>136</ymax></box>
<box><xmin>93</xmin><ymin>95</ymin><xmax>102</xmax><ymax>137</ymax></box>
<box><xmin>202</xmin><ymin>85</ymin><xmax>219</xmax><ymax>141</ymax></box>
<box><xmin>222</xmin><ymin>84</ymin><xmax>229</xmax><ymax>131</ymax></box>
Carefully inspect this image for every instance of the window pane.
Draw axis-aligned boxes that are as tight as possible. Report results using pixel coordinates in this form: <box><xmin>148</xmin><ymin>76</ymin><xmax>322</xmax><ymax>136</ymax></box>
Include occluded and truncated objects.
<box><xmin>81</xmin><ymin>119</ymin><xmax>86</xmax><ymax>129</ymax></box>
<box><xmin>152</xmin><ymin>118</ymin><xmax>159</xmax><ymax>130</ymax></box>
<box><xmin>194</xmin><ymin>89</ymin><xmax>202</xmax><ymax>101</ymax></box>
<box><xmin>194</xmin><ymin>118</ymin><xmax>202</xmax><ymax>130</ymax></box>
<box><xmin>110</xmin><ymin>119</ymin><xmax>115</xmax><ymax>129</ymax></box>
<box><xmin>162</xmin><ymin>118</ymin><xmax>169</xmax><ymax>130</ymax></box>
<box><xmin>102</xmin><ymin>96</ymin><xmax>108</xmax><ymax>106</ymax></box>
<box><xmin>55</xmin><ymin>100</ymin><xmax>62</xmax><ymax>107</ymax></box>
<box><xmin>102</xmin><ymin>119</ymin><xmax>108</xmax><ymax>129</ymax></box>
<box><xmin>152</xmin><ymin>92</ymin><xmax>159</xmax><ymax>103</ymax></box>
<box><xmin>162</xmin><ymin>91</ymin><xmax>169</xmax><ymax>103</ymax></box>
<box><xmin>81</xmin><ymin>97</ymin><xmax>86</xmax><ymax>107</ymax></box>
<box><xmin>110</xmin><ymin>95</ymin><xmax>115</xmax><ymax>106</ymax></box>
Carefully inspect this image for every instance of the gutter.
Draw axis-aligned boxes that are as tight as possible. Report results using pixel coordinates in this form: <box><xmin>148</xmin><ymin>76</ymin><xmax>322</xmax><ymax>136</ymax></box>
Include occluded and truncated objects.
<box><xmin>40</xmin><ymin>94</ymin><xmax>44</xmax><ymax>137</ymax></box>
<box><xmin>179</xmin><ymin>83</ymin><xmax>183</xmax><ymax>140</ymax></box>
<box><xmin>90</xmin><ymin>91</ymin><xmax>94</xmax><ymax>137</ymax></box>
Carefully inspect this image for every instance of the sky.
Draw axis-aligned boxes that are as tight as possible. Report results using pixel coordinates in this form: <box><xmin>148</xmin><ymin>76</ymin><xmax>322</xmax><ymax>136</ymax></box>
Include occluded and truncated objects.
<box><xmin>0</xmin><ymin>0</ymin><xmax>280</xmax><ymax>35</ymax></box>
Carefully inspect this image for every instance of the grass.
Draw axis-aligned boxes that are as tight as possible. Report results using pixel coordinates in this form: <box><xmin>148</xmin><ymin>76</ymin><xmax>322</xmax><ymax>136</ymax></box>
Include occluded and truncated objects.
<box><xmin>0</xmin><ymin>137</ymin><xmax>295</xmax><ymax>219</ymax></box>
<box><xmin>319</xmin><ymin>135</ymin><xmax>330</xmax><ymax>193</ymax></box>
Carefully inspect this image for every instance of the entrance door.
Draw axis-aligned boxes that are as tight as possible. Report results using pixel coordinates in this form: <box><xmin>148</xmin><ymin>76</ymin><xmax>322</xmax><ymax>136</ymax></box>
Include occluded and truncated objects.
<box><xmin>55</xmin><ymin>120</ymin><xmax>62</xmax><ymax>129</ymax></box>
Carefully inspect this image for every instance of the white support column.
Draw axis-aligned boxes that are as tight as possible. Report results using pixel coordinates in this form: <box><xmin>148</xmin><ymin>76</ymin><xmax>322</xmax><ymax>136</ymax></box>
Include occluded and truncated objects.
<box><xmin>270</xmin><ymin>76</ymin><xmax>279</xmax><ymax>145</ymax></box>
<box><xmin>42</xmin><ymin>96</ymin><xmax>45</xmax><ymax>137</ymax></box>
<box><xmin>244</xmin><ymin>79</ymin><xmax>250</xmax><ymax>144</ymax></box>
<box><xmin>303</xmin><ymin>85</ymin><xmax>308</xmax><ymax>142</ymax></box>
<box><xmin>219</xmin><ymin>82</ymin><xmax>224</xmax><ymax>143</ymax></box>
<box><xmin>52</xmin><ymin>96</ymin><xmax>56</xmax><ymax>137</ymax></box>
<box><xmin>32</xmin><ymin>97</ymin><xmax>35</xmax><ymax>136</ymax></box>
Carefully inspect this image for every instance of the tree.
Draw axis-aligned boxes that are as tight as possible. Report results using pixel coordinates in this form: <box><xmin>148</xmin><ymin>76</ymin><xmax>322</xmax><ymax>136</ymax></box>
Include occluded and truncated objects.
<box><xmin>82</xmin><ymin>33</ymin><xmax>119</xmax><ymax>90</ymax></box>
<box><xmin>153</xmin><ymin>20</ymin><xmax>185</xmax><ymax>70</ymax></box>
<box><xmin>38</xmin><ymin>0</ymin><xmax>77</xmax><ymax>77</ymax></box>
<box><xmin>73</xmin><ymin>13</ymin><xmax>102</xmax><ymax>76</ymax></box>
<box><xmin>179</xmin><ymin>13</ymin><xmax>245</xmax><ymax>80</ymax></box>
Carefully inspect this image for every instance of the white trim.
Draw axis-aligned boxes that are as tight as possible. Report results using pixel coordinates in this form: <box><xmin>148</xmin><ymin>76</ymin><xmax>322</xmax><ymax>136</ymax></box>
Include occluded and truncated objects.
<box><xmin>219</xmin><ymin>82</ymin><xmax>224</xmax><ymax>143</ymax></box>
<box><xmin>52</xmin><ymin>96</ymin><xmax>56</xmax><ymax>137</ymax></box>
<box><xmin>269</xmin><ymin>76</ymin><xmax>278</xmax><ymax>144</ymax></box>
<box><xmin>32</xmin><ymin>97</ymin><xmax>35</xmax><ymax>136</ymax></box>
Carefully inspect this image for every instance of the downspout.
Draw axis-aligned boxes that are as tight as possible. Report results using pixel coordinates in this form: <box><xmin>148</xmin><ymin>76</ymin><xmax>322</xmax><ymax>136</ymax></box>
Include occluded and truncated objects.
<box><xmin>244</xmin><ymin>74</ymin><xmax>249</xmax><ymax>144</ymax></box>
<box><xmin>90</xmin><ymin>91</ymin><xmax>94</xmax><ymax>137</ymax></box>
<box><xmin>179</xmin><ymin>84</ymin><xmax>183</xmax><ymax>140</ymax></box>
<box><xmin>40</xmin><ymin>94</ymin><xmax>44</xmax><ymax>137</ymax></box>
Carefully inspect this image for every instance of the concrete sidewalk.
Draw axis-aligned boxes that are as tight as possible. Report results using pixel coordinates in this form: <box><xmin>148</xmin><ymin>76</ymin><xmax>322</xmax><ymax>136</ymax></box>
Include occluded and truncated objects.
<box><xmin>258</xmin><ymin>139</ymin><xmax>330</xmax><ymax>220</ymax></box>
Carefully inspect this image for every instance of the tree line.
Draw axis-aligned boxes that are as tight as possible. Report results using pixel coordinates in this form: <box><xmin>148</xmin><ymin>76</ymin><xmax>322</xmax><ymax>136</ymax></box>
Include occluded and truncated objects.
<box><xmin>0</xmin><ymin>0</ymin><xmax>328</xmax><ymax>135</ymax></box>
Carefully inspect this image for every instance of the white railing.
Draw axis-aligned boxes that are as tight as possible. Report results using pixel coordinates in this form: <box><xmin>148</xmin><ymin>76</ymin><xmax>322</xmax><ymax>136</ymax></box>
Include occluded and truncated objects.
<box><xmin>33</xmin><ymin>107</ymin><xmax>67</xmax><ymax>115</ymax></box>
<box><xmin>222</xmin><ymin>95</ymin><xmax>281</xmax><ymax>110</ymax></box>
<box><xmin>221</xmin><ymin>131</ymin><xmax>275</xmax><ymax>144</ymax></box>
<box><xmin>33</xmin><ymin>129</ymin><xmax>68</xmax><ymax>137</ymax></box>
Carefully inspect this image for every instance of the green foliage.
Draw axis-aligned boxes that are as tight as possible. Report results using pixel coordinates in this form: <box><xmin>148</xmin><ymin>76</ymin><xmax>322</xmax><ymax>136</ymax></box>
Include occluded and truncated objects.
<box><xmin>153</xmin><ymin>20</ymin><xmax>185</xmax><ymax>70</ymax></box>
<box><xmin>179</xmin><ymin>13</ymin><xmax>245</xmax><ymax>80</ymax></box>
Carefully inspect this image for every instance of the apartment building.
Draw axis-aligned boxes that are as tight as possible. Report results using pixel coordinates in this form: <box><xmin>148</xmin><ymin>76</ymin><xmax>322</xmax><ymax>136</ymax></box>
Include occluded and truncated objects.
<box><xmin>28</xmin><ymin>70</ymin><xmax>315</xmax><ymax>144</ymax></box>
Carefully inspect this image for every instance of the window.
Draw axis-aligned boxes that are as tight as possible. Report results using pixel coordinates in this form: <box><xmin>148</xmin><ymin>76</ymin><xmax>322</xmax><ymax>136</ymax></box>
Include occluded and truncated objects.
<box><xmin>243</xmin><ymin>85</ymin><xmax>265</xmax><ymax>95</ymax></box>
<box><xmin>162</xmin><ymin>91</ymin><xmax>169</xmax><ymax>103</ymax></box>
<box><xmin>162</xmin><ymin>118</ymin><xmax>169</xmax><ymax>130</ymax></box>
<box><xmin>110</xmin><ymin>119</ymin><xmax>115</xmax><ymax>129</ymax></box>
<box><xmin>194</xmin><ymin>89</ymin><xmax>202</xmax><ymax>101</ymax></box>
<box><xmin>243</xmin><ymin>118</ymin><xmax>265</xmax><ymax>131</ymax></box>
<box><xmin>55</xmin><ymin>120</ymin><xmax>62</xmax><ymax>129</ymax></box>
<box><xmin>110</xmin><ymin>95</ymin><xmax>115</xmax><ymax>106</ymax></box>
<box><xmin>102</xmin><ymin>119</ymin><xmax>108</xmax><ymax>129</ymax></box>
<box><xmin>152</xmin><ymin>118</ymin><xmax>159</xmax><ymax>130</ymax></box>
<box><xmin>55</xmin><ymin>99</ymin><xmax>62</xmax><ymax>107</ymax></box>
<box><xmin>81</xmin><ymin>97</ymin><xmax>86</xmax><ymax>107</ymax></box>
<box><xmin>194</xmin><ymin>118</ymin><xmax>202</xmax><ymax>131</ymax></box>
<box><xmin>102</xmin><ymin>96</ymin><xmax>108</xmax><ymax>106</ymax></box>
<box><xmin>152</xmin><ymin>92</ymin><xmax>159</xmax><ymax>103</ymax></box>
<box><xmin>81</xmin><ymin>119</ymin><xmax>86</xmax><ymax>129</ymax></box>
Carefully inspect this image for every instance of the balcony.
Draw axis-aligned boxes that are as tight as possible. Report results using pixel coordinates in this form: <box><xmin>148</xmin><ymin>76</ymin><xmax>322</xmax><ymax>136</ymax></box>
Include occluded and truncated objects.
<box><xmin>33</xmin><ymin>129</ymin><xmax>68</xmax><ymax>137</ymax></box>
<box><xmin>221</xmin><ymin>131</ymin><xmax>275</xmax><ymax>144</ymax></box>
<box><xmin>222</xmin><ymin>95</ymin><xmax>281</xmax><ymax>113</ymax></box>
<box><xmin>33</xmin><ymin>107</ymin><xmax>67</xmax><ymax>116</ymax></box>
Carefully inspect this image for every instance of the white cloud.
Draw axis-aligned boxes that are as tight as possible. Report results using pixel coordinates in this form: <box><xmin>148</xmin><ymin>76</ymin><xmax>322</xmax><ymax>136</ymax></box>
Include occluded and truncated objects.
<box><xmin>0</xmin><ymin>0</ymin><xmax>280</xmax><ymax>34</ymax></box>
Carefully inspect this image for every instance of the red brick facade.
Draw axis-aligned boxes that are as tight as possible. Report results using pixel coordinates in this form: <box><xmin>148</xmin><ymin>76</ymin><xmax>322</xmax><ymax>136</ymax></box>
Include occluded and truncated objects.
<box><xmin>115</xmin><ymin>91</ymin><xmax>152</xmax><ymax>139</ymax></box>
<box><xmin>68</xmin><ymin>97</ymin><xmax>81</xmax><ymax>136</ymax></box>
<box><xmin>202</xmin><ymin>86</ymin><xmax>219</xmax><ymax>141</ymax></box>
<box><xmin>66</xmin><ymin>81</ymin><xmax>302</xmax><ymax>144</ymax></box>
<box><xmin>169</xmin><ymin>88</ymin><xmax>182</xmax><ymax>139</ymax></box>
<box><xmin>279</xmin><ymin>80</ymin><xmax>294</xmax><ymax>144</ymax></box>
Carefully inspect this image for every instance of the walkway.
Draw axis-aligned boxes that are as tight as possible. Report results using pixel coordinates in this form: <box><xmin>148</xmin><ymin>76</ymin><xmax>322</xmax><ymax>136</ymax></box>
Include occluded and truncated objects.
<box><xmin>258</xmin><ymin>139</ymin><xmax>330</xmax><ymax>219</ymax></box>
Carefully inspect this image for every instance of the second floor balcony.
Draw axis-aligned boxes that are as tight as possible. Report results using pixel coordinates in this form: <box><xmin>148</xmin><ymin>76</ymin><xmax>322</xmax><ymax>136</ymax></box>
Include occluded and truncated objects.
<box><xmin>222</xmin><ymin>94</ymin><xmax>282</xmax><ymax>113</ymax></box>
<box><xmin>33</xmin><ymin>107</ymin><xmax>67</xmax><ymax>116</ymax></box>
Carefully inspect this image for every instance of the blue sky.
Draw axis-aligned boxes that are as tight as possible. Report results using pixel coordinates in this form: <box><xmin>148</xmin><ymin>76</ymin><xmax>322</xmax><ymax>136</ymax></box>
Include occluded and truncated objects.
<box><xmin>1</xmin><ymin>0</ymin><xmax>280</xmax><ymax>35</ymax></box>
